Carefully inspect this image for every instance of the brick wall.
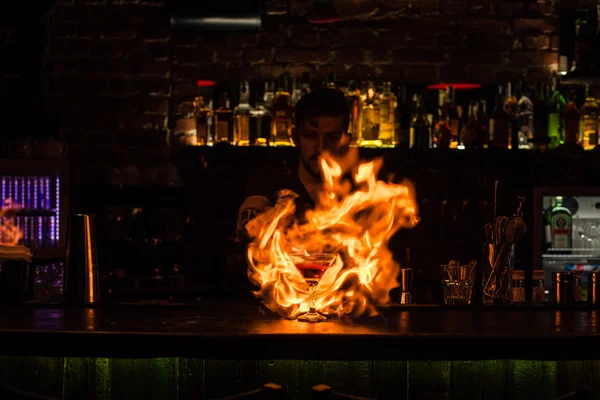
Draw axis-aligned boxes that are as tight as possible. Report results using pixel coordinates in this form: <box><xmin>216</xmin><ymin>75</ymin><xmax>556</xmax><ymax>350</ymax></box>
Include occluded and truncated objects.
<box><xmin>48</xmin><ymin>0</ymin><xmax>565</xmax><ymax>148</ymax></box>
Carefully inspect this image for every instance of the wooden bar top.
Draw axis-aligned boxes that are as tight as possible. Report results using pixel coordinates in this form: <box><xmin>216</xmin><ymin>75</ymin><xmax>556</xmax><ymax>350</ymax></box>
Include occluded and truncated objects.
<box><xmin>1</xmin><ymin>302</ymin><xmax>598</xmax><ymax>360</ymax></box>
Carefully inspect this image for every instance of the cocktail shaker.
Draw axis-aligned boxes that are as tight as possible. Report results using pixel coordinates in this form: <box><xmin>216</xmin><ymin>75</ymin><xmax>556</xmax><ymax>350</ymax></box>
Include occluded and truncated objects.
<box><xmin>63</xmin><ymin>214</ymin><xmax>99</xmax><ymax>305</ymax></box>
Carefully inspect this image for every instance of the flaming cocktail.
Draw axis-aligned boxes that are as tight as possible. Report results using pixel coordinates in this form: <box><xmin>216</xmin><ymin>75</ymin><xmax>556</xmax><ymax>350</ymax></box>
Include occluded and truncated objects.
<box><xmin>291</xmin><ymin>252</ymin><xmax>338</xmax><ymax>322</ymax></box>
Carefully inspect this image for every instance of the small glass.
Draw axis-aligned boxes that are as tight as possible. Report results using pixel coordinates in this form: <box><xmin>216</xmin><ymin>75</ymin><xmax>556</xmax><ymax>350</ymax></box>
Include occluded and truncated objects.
<box><xmin>291</xmin><ymin>252</ymin><xmax>338</xmax><ymax>323</ymax></box>
<box><xmin>532</xmin><ymin>269</ymin><xmax>546</xmax><ymax>303</ymax></box>
<box><xmin>482</xmin><ymin>243</ymin><xmax>515</xmax><ymax>305</ymax></box>
<box><xmin>511</xmin><ymin>270</ymin><xmax>525</xmax><ymax>303</ymax></box>
<box><xmin>440</xmin><ymin>263</ymin><xmax>476</xmax><ymax>305</ymax></box>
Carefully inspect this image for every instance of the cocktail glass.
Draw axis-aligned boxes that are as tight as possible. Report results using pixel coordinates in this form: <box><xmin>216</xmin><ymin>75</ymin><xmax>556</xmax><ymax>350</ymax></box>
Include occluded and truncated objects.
<box><xmin>291</xmin><ymin>252</ymin><xmax>337</xmax><ymax>323</ymax></box>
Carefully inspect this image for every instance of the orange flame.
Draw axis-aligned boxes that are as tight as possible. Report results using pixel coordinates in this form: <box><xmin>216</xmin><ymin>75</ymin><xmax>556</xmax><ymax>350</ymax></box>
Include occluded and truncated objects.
<box><xmin>246</xmin><ymin>149</ymin><xmax>419</xmax><ymax>319</ymax></box>
<box><xmin>0</xmin><ymin>199</ymin><xmax>23</xmax><ymax>246</ymax></box>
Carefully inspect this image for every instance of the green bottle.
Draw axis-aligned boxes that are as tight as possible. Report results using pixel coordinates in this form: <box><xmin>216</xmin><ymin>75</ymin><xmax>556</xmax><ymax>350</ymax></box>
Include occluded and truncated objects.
<box><xmin>550</xmin><ymin>196</ymin><xmax>572</xmax><ymax>252</ymax></box>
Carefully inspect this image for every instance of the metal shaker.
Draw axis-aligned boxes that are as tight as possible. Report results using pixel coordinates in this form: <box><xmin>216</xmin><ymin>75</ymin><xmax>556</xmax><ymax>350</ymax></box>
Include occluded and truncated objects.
<box><xmin>552</xmin><ymin>271</ymin><xmax>575</xmax><ymax>305</ymax></box>
<box><xmin>588</xmin><ymin>272</ymin><xmax>600</xmax><ymax>306</ymax></box>
<box><xmin>63</xmin><ymin>214</ymin><xmax>99</xmax><ymax>305</ymax></box>
<box><xmin>400</xmin><ymin>268</ymin><xmax>413</xmax><ymax>304</ymax></box>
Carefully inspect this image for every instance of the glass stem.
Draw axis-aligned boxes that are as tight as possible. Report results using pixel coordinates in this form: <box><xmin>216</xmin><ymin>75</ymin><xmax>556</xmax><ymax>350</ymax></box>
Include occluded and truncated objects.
<box><xmin>309</xmin><ymin>286</ymin><xmax>317</xmax><ymax>313</ymax></box>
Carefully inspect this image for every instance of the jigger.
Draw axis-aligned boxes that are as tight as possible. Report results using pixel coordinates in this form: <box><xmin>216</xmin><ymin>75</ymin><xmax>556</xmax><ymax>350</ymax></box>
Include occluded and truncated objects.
<box><xmin>64</xmin><ymin>214</ymin><xmax>99</xmax><ymax>305</ymax></box>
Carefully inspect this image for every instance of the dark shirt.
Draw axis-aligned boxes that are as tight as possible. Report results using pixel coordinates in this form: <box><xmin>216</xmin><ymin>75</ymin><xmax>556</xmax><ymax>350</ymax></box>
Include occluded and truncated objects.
<box><xmin>237</xmin><ymin>165</ymin><xmax>315</xmax><ymax>239</ymax></box>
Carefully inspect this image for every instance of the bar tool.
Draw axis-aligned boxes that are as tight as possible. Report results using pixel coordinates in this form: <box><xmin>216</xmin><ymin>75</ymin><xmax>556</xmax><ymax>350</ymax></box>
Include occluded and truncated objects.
<box><xmin>399</xmin><ymin>268</ymin><xmax>413</xmax><ymax>304</ymax></box>
<box><xmin>64</xmin><ymin>214</ymin><xmax>100</xmax><ymax>305</ymax></box>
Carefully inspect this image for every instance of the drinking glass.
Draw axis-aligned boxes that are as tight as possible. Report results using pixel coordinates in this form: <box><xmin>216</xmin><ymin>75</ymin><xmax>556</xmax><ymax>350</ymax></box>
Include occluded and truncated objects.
<box><xmin>291</xmin><ymin>252</ymin><xmax>337</xmax><ymax>323</ymax></box>
<box><xmin>440</xmin><ymin>263</ymin><xmax>476</xmax><ymax>305</ymax></box>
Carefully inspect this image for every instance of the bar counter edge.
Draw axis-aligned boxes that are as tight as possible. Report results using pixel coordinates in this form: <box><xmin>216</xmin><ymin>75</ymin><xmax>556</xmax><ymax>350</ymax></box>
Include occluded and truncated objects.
<box><xmin>0</xmin><ymin>304</ymin><xmax>599</xmax><ymax>360</ymax></box>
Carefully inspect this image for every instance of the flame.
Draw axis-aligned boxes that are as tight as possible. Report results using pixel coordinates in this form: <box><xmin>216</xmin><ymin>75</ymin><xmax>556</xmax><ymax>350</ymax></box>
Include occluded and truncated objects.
<box><xmin>246</xmin><ymin>149</ymin><xmax>419</xmax><ymax>319</ymax></box>
<box><xmin>0</xmin><ymin>199</ymin><xmax>23</xmax><ymax>246</ymax></box>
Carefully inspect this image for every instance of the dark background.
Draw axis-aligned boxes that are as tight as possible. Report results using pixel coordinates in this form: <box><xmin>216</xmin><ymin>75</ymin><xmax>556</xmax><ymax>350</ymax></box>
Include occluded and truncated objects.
<box><xmin>1</xmin><ymin>0</ymin><xmax>598</xmax><ymax>302</ymax></box>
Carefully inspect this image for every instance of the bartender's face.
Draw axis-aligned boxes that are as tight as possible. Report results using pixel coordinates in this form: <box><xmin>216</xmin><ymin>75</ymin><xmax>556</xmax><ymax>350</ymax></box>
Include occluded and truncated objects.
<box><xmin>293</xmin><ymin>115</ymin><xmax>350</xmax><ymax>179</ymax></box>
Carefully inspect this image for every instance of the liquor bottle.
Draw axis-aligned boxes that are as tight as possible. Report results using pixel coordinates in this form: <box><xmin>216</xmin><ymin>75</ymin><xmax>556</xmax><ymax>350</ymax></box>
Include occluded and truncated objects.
<box><xmin>476</xmin><ymin>99</ymin><xmax>488</xmax><ymax>147</ymax></box>
<box><xmin>433</xmin><ymin>89</ymin><xmax>451</xmax><ymax>149</ymax></box>
<box><xmin>547</xmin><ymin>74</ymin><xmax>566</xmax><ymax>148</ymax></box>
<box><xmin>409</xmin><ymin>95</ymin><xmax>431</xmax><ymax>149</ymax></box>
<box><xmin>233</xmin><ymin>80</ymin><xmax>253</xmax><ymax>146</ymax></box>
<box><xmin>532</xmin><ymin>82</ymin><xmax>549</xmax><ymax>150</ymax></box>
<box><xmin>551</xmin><ymin>196</ymin><xmax>572</xmax><ymax>251</ymax></box>
<box><xmin>213</xmin><ymin>91</ymin><xmax>233</xmax><ymax>144</ymax></box>
<box><xmin>359</xmin><ymin>81</ymin><xmax>381</xmax><ymax>147</ymax></box>
<box><xmin>563</xmin><ymin>90</ymin><xmax>581</xmax><ymax>145</ymax></box>
<box><xmin>291</xmin><ymin>77</ymin><xmax>303</xmax><ymax>107</ymax></box>
<box><xmin>271</xmin><ymin>76</ymin><xmax>293</xmax><ymax>146</ymax></box>
<box><xmin>517</xmin><ymin>82</ymin><xmax>534</xmax><ymax>149</ymax></box>
<box><xmin>504</xmin><ymin>82</ymin><xmax>519</xmax><ymax>150</ymax></box>
<box><xmin>490</xmin><ymin>86</ymin><xmax>510</xmax><ymax>149</ymax></box>
<box><xmin>346</xmin><ymin>80</ymin><xmax>363</xmax><ymax>146</ymax></box>
<box><xmin>378</xmin><ymin>81</ymin><xmax>397</xmax><ymax>147</ymax></box>
<box><xmin>460</xmin><ymin>100</ymin><xmax>479</xmax><ymax>148</ymax></box>
<box><xmin>396</xmin><ymin>85</ymin><xmax>411</xmax><ymax>149</ymax></box>
<box><xmin>443</xmin><ymin>86</ymin><xmax>460</xmax><ymax>146</ymax></box>
<box><xmin>193</xmin><ymin>96</ymin><xmax>212</xmax><ymax>146</ymax></box>
<box><xmin>580</xmin><ymin>84</ymin><xmax>599</xmax><ymax>150</ymax></box>
<box><xmin>251</xmin><ymin>86</ymin><xmax>272</xmax><ymax>146</ymax></box>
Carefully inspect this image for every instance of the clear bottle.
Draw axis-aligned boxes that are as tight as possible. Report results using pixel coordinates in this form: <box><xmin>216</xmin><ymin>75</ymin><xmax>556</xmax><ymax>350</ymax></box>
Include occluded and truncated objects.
<box><xmin>517</xmin><ymin>82</ymin><xmax>534</xmax><ymax>149</ymax></box>
<box><xmin>532</xmin><ymin>269</ymin><xmax>546</xmax><ymax>303</ymax></box>
<box><xmin>580</xmin><ymin>84</ymin><xmax>599</xmax><ymax>150</ymax></box>
<box><xmin>409</xmin><ymin>95</ymin><xmax>431</xmax><ymax>149</ymax></box>
<box><xmin>291</xmin><ymin>77</ymin><xmax>303</xmax><ymax>108</ymax></box>
<box><xmin>551</xmin><ymin>196</ymin><xmax>572</xmax><ymax>251</ymax></box>
<box><xmin>213</xmin><ymin>91</ymin><xmax>233</xmax><ymax>144</ymax></box>
<box><xmin>511</xmin><ymin>270</ymin><xmax>525</xmax><ymax>303</ymax></box>
<box><xmin>252</xmin><ymin>87</ymin><xmax>272</xmax><ymax>146</ymax></box>
<box><xmin>360</xmin><ymin>81</ymin><xmax>381</xmax><ymax>147</ymax></box>
<box><xmin>193</xmin><ymin>96</ymin><xmax>212</xmax><ymax>146</ymax></box>
<box><xmin>346</xmin><ymin>80</ymin><xmax>363</xmax><ymax>146</ymax></box>
<box><xmin>271</xmin><ymin>76</ymin><xmax>293</xmax><ymax>146</ymax></box>
<box><xmin>234</xmin><ymin>80</ymin><xmax>254</xmax><ymax>146</ymax></box>
<box><xmin>378</xmin><ymin>81</ymin><xmax>397</xmax><ymax>147</ymax></box>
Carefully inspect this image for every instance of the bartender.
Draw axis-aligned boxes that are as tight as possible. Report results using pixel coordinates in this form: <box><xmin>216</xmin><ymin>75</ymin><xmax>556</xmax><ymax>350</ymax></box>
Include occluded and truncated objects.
<box><xmin>236</xmin><ymin>88</ymin><xmax>351</xmax><ymax>242</ymax></box>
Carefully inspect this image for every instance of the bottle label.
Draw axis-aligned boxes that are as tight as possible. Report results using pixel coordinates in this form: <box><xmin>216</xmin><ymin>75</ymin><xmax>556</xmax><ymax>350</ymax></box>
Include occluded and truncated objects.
<box><xmin>235</xmin><ymin>115</ymin><xmax>250</xmax><ymax>143</ymax></box>
<box><xmin>551</xmin><ymin>212</ymin><xmax>571</xmax><ymax>248</ymax></box>
<box><xmin>583</xmin><ymin>114</ymin><xmax>599</xmax><ymax>148</ymax></box>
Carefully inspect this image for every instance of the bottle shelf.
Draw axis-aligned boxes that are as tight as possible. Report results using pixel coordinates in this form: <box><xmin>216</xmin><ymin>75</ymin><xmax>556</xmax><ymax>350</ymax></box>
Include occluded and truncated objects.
<box><xmin>543</xmin><ymin>249</ymin><xmax>600</xmax><ymax>260</ymax></box>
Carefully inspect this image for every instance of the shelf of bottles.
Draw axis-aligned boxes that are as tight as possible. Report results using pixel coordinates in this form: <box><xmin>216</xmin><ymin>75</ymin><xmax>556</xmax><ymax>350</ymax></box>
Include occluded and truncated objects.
<box><xmin>170</xmin><ymin>71</ymin><xmax>600</xmax><ymax>152</ymax></box>
<box><xmin>542</xmin><ymin>194</ymin><xmax>600</xmax><ymax>299</ymax></box>
<box><xmin>0</xmin><ymin>174</ymin><xmax>60</xmax><ymax>249</ymax></box>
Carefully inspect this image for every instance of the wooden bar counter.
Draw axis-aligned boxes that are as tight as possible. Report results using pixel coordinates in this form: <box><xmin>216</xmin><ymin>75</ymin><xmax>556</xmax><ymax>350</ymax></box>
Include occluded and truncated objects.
<box><xmin>0</xmin><ymin>302</ymin><xmax>598</xmax><ymax>360</ymax></box>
